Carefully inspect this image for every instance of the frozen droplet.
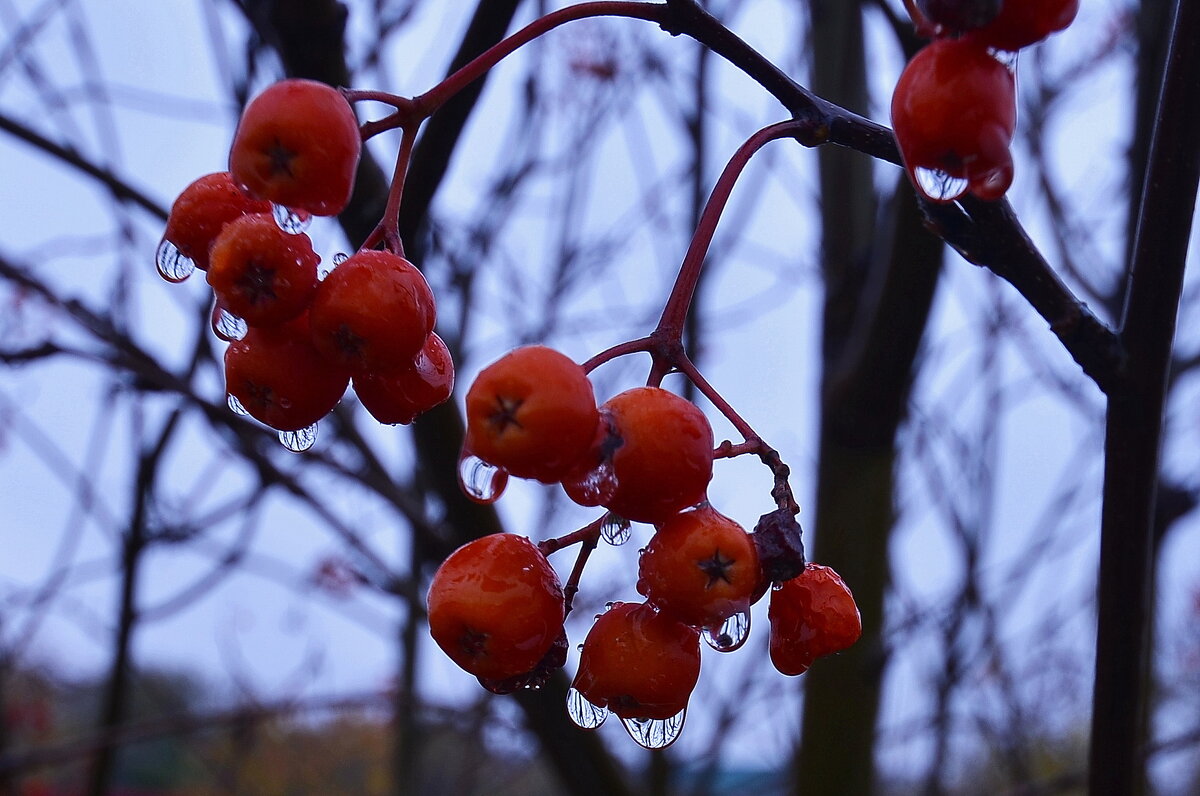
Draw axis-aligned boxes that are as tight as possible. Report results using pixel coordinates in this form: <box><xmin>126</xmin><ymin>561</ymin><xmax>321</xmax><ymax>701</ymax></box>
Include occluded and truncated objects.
<box><xmin>155</xmin><ymin>238</ymin><xmax>195</xmax><ymax>283</ymax></box>
<box><xmin>567</xmin><ymin>688</ymin><xmax>608</xmax><ymax>730</ymax></box>
<box><xmin>272</xmin><ymin>203</ymin><xmax>311</xmax><ymax>234</ymax></box>
<box><xmin>621</xmin><ymin>709</ymin><xmax>685</xmax><ymax>749</ymax></box>
<box><xmin>211</xmin><ymin>306</ymin><xmax>247</xmax><ymax>342</ymax></box>
<box><xmin>227</xmin><ymin>394</ymin><xmax>248</xmax><ymax>416</ymax></box>
<box><xmin>600</xmin><ymin>513</ymin><xmax>631</xmax><ymax>546</ymax></box>
<box><xmin>912</xmin><ymin>167</ymin><xmax>969</xmax><ymax>202</ymax></box>
<box><xmin>703</xmin><ymin>609</ymin><xmax>751</xmax><ymax>653</ymax></box>
<box><xmin>279</xmin><ymin>424</ymin><xmax>317</xmax><ymax>452</ymax></box>
<box><xmin>457</xmin><ymin>451</ymin><xmax>508</xmax><ymax>504</ymax></box>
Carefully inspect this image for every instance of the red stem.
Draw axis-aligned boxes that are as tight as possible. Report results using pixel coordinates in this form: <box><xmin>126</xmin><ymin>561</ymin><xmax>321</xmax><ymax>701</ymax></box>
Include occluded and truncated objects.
<box><xmin>413</xmin><ymin>2</ymin><xmax>668</xmax><ymax>118</ymax></box>
<box><xmin>361</xmin><ymin>124</ymin><xmax>419</xmax><ymax>254</ymax></box>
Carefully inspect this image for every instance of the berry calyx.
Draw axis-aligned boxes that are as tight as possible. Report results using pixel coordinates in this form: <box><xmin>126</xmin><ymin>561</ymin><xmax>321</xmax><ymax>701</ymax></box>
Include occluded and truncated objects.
<box><xmin>768</xmin><ymin>563</ymin><xmax>862</xmax><ymax>677</ymax></box>
<box><xmin>206</xmin><ymin>213</ymin><xmax>319</xmax><ymax>328</ymax></box>
<box><xmin>595</xmin><ymin>387</ymin><xmax>714</xmax><ymax>524</ymax></box>
<box><xmin>464</xmin><ymin>346</ymin><xmax>599</xmax><ymax>483</ymax></box>
<box><xmin>224</xmin><ymin>316</ymin><xmax>350</xmax><ymax>432</ymax></box>
<box><xmin>161</xmin><ymin>172</ymin><xmax>271</xmax><ymax>271</ymax></box>
<box><xmin>426</xmin><ymin>534</ymin><xmax>565</xmax><ymax>681</ymax></box>
<box><xmin>637</xmin><ymin>505</ymin><xmax>760</xmax><ymax>629</ymax></box>
<box><xmin>308</xmin><ymin>250</ymin><xmax>436</xmax><ymax>374</ymax></box>
<box><xmin>572</xmin><ymin>602</ymin><xmax>700</xmax><ymax>721</ymax></box>
<box><xmin>229</xmin><ymin>79</ymin><xmax>362</xmax><ymax>216</ymax></box>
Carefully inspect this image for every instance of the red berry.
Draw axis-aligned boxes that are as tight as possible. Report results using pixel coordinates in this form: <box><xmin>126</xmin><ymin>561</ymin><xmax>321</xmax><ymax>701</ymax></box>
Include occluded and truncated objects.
<box><xmin>308</xmin><ymin>250</ymin><xmax>436</xmax><ymax>374</ymax></box>
<box><xmin>206</xmin><ymin>213</ymin><xmax>319</xmax><ymax>328</ymax></box>
<box><xmin>353</xmin><ymin>332</ymin><xmax>454</xmax><ymax>425</ymax></box>
<box><xmin>768</xmin><ymin>563</ymin><xmax>862</xmax><ymax>677</ymax></box>
<box><xmin>637</xmin><ymin>505</ymin><xmax>759</xmax><ymax>629</ymax></box>
<box><xmin>913</xmin><ymin>0</ymin><xmax>1002</xmax><ymax>33</ymax></box>
<box><xmin>229</xmin><ymin>79</ymin><xmax>361</xmax><ymax>216</ymax></box>
<box><xmin>891</xmin><ymin>39</ymin><xmax>1016</xmax><ymax>202</ymax></box>
<box><xmin>427</xmin><ymin>534</ymin><xmax>565</xmax><ymax>681</ymax></box>
<box><xmin>596</xmin><ymin>387</ymin><xmax>713</xmax><ymax>524</ymax></box>
<box><xmin>573</xmin><ymin>602</ymin><xmax>700</xmax><ymax>721</ymax></box>
<box><xmin>161</xmin><ymin>172</ymin><xmax>271</xmax><ymax>271</ymax></box>
<box><xmin>224</xmin><ymin>316</ymin><xmax>350</xmax><ymax>432</ymax></box>
<box><xmin>464</xmin><ymin>346</ymin><xmax>599</xmax><ymax>483</ymax></box>
<box><xmin>966</xmin><ymin>0</ymin><xmax>1079</xmax><ymax>51</ymax></box>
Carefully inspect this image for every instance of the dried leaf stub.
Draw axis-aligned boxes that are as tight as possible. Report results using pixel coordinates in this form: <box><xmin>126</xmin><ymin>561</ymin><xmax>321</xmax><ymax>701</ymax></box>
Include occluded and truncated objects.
<box><xmin>753</xmin><ymin>508</ymin><xmax>806</xmax><ymax>584</ymax></box>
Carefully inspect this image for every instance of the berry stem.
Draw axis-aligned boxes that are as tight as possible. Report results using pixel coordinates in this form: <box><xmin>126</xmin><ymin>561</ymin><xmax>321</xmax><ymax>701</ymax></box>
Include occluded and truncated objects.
<box><xmin>413</xmin><ymin>2</ymin><xmax>669</xmax><ymax>119</ymax></box>
<box><xmin>653</xmin><ymin>119</ymin><xmax>806</xmax><ymax>341</ymax></box>
<box><xmin>361</xmin><ymin>123</ymin><xmax>419</xmax><ymax>255</ymax></box>
<box><xmin>539</xmin><ymin>516</ymin><xmax>604</xmax><ymax>618</ymax></box>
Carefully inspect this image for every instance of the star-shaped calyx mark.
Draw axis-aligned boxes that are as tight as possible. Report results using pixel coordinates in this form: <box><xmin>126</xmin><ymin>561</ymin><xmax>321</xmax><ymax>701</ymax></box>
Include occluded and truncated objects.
<box><xmin>458</xmin><ymin>627</ymin><xmax>489</xmax><ymax>659</ymax></box>
<box><xmin>487</xmin><ymin>396</ymin><xmax>524</xmax><ymax>433</ymax></box>
<box><xmin>333</xmin><ymin>323</ymin><xmax>365</xmax><ymax>363</ymax></box>
<box><xmin>697</xmin><ymin>548</ymin><xmax>736</xmax><ymax>590</ymax></box>
<box><xmin>236</xmin><ymin>261</ymin><xmax>277</xmax><ymax>306</ymax></box>
<box><xmin>267</xmin><ymin>138</ymin><xmax>296</xmax><ymax>178</ymax></box>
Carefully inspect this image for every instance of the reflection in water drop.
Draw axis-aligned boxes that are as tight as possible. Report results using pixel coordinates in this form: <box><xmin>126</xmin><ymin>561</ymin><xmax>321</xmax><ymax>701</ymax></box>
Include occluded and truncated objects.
<box><xmin>703</xmin><ymin>609</ymin><xmax>751</xmax><ymax>652</ymax></box>
<box><xmin>226</xmin><ymin>394</ymin><xmax>248</xmax><ymax>416</ymax></box>
<box><xmin>621</xmin><ymin>709</ymin><xmax>685</xmax><ymax>749</ymax></box>
<box><xmin>279</xmin><ymin>424</ymin><xmax>317</xmax><ymax>452</ymax></box>
<box><xmin>272</xmin><ymin>203</ymin><xmax>312</xmax><ymax>234</ymax></box>
<box><xmin>457</xmin><ymin>452</ymin><xmax>508</xmax><ymax>504</ymax></box>
<box><xmin>155</xmin><ymin>239</ymin><xmax>195</xmax><ymax>283</ymax></box>
<box><xmin>566</xmin><ymin>688</ymin><xmax>608</xmax><ymax>730</ymax></box>
<box><xmin>912</xmin><ymin>167</ymin><xmax>969</xmax><ymax>202</ymax></box>
<box><xmin>600</xmin><ymin>513</ymin><xmax>631</xmax><ymax>546</ymax></box>
<box><xmin>566</xmin><ymin>460</ymin><xmax>618</xmax><ymax>507</ymax></box>
<box><xmin>212</xmin><ymin>306</ymin><xmax>247</xmax><ymax>342</ymax></box>
<box><xmin>332</xmin><ymin>252</ymin><xmax>349</xmax><ymax>265</ymax></box>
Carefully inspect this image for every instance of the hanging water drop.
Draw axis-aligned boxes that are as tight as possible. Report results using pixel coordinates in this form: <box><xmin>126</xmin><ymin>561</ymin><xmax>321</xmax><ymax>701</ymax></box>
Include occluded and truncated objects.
<box><xmin>272</xmin><ymin>203</ymin><xmax>311</xmax><ymax>234</ymax></box>
<box><xmin>212</xmin><ymin>306</ymin><xmax>247</xmax><ymax>342</ymax></box>
<box><xmin>227</xmin><ymin>394</ymin><xmax>248</xmax><ymax>416</ymax></box>
<box><xmin>703</xmin><ymin>609</ymin><xmax>751</xmax><ymax>652</ymax></box>
<box><xmin>600</xmin><ymin>513</ymin><xmax>631</xmax><ymax>546</ymax></box>
<box><xmin>912</xmin><ymin>167</ymin><xmax>969</xmax><ymax>202</ymax></box>
<box><xmin>566</xmin><ymin>688</ymin><xmax>608</xmax><ymax>730</ymax></box>
<box><xmin>621</xmin><ymin>709</ymin><xmax>685</xmax><ymax>749</ymax></box>
<box><xmin>457</xmin><ymin>452</ymin><xmax>508</xmax><ymax>504</ymax></box>
<box><xmin>565</xmin><ymin>460</ymin><xmax>618</xmax><ymax>507</ymax></box>
<box><xmin>155</xmin><ymin>239</ymin><xmax>195</xmax><ymax>283</ymax></box>
<box><xmin>332</xmin><ymin>252</ymin><xmax>349</xmax><ymax>265</ymax></box>
<box><xmin>279</xmin><ymin>424</ymin><xmax>317</xmax><ymax>452</ymax></box>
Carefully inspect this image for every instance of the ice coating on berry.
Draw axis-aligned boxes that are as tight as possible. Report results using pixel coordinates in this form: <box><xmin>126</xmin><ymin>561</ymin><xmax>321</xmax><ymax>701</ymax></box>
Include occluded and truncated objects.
<box><xmin>427</xmin><ymin>534</ymin><xmax>564</xmax><ymax>681</ymax></box>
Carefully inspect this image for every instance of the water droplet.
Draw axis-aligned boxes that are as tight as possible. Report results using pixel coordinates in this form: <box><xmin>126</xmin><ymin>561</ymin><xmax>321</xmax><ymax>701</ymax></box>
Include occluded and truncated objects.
<box><xmin>600</xmin><ymin>513</ymin><xmax>631</xmax><ymax>546</ymax></box>
<box><xmin>332</xmin><ymin>252</ymin><xmax>349</xmax><ymax>265</ymax></box>
<box><xmin>564</xmin><ymin>460</ymin><xmax>618</xmax><ymax>507</ymax></box>
<box><xmin>621</xmin><ymin>709</ymin><xmax>685</xmax><ymax>749</ymax></box>
<box><xmin>279</xmin><ymin>424</ymin><xmax>317</xmax><ymax>452</ymax></box>
<box><xmin>155</xmin><ymin>238</ymin><xmax>194</xmax><ymax>283</ymax></box>
<box><xmin>211</xmin><ymin>306</ymin><xmax>247</xmax><ymax>342</ymax></box>
<box><xmin>703</xmin><ymin>609</ymin><xmax>751</xmax><ymax>652</ymax></box>
<box><xmin>457</xmin><ymin>451</ymin><xmax>508</xmax><ymax>504</ymax></box>
<box><xmin>912</xmin><ymin>167</ymin><xmax>969</xmax><ymax>202</ymax></box>
<box><xmin>567</xmin><ymin>688</ymin><xmax>608</xmax><ymax>730</ymax></box>
<box><xmin>272</xmin><ymin>203</ymin><xmax>311</xmax><ymax>234</ymax></box>
<box><xmin>227</xmin><ymin>394</ymin><xmax>248</xmax><ymax>416</ymax></box>
<box><xmin>993</xmin><ymin>49</ymin><xmax>1019</xmax><ymax>71</ymax></box>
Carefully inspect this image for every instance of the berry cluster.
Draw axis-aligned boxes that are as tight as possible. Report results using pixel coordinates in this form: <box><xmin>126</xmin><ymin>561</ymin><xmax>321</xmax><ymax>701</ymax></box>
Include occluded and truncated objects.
<box><xmin>157</xmin><ymin>79</ymin><xmax>451</xmax><ymax>448</ymax></box>
<box><xmin>426</xmin><ymin>345</ymin><xmax>862</xmax><ymax>748</ymax></box>
<box><xmin>891</xmin><ymin>0</ymin><xmax>1079</xmax><ymax>202</ymax></box>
